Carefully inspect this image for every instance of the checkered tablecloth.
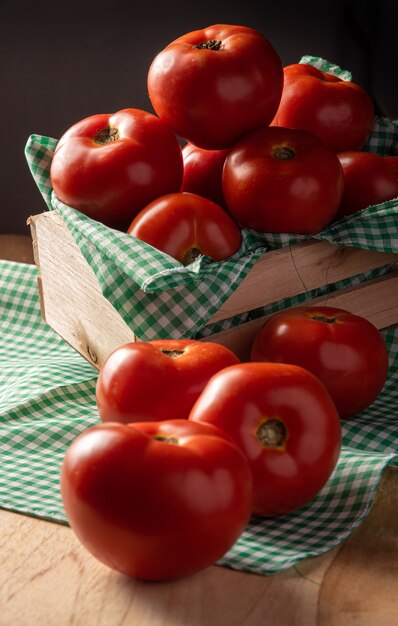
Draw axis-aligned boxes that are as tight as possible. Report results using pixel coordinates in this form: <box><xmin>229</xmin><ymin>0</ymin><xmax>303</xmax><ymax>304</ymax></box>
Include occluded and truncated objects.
<box><xmin>1</xmin><ymin>261</ymin><xmax>397</xmax><ymax>575</ymax></box>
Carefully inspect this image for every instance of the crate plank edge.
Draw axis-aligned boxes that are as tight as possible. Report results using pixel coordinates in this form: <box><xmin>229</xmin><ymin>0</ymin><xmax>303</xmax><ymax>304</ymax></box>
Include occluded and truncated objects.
<box><xmin>29</xmin><ymin>211</ymin><xmax>398</xmax><ymax>368</ymax></box>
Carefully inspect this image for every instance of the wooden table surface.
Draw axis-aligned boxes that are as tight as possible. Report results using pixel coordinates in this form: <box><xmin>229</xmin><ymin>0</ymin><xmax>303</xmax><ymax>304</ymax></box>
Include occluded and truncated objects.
<box><xmin>1</xmin><ymin>234</ymin><xmax>398</xmax><ymax>626</ymax></box>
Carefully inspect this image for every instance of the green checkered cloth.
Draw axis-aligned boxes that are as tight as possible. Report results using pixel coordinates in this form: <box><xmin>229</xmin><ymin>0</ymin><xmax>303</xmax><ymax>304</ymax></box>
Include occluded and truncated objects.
<box><xmin>0</xmin><ymin>259</ymin><xmax>397</xmax><ymax>575</ymax></box>
<box><xmin>1</xmin><ymin>55</ymin><xmax>396</xmax><ymax>575</ymax></box>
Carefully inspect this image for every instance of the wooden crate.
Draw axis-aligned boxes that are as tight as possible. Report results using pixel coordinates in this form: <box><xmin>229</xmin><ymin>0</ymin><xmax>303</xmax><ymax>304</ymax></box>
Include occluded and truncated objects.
<box><xmin>29</xmin><ymin>211</ymin><xmax>398</xmax><ymax>368</ymax></box>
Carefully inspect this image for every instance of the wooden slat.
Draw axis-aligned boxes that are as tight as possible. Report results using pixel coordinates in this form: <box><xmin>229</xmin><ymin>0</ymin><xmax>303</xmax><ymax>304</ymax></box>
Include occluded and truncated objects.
<box><xmin>29</xmin><ymin>211</ymin><xmax>398</xmax><ymax>368</ymax></box>
<box><xmin>29</xmin><ymin>213</ymin><xmax>135</xmax><ymax>369</ymax></box>
<box><xmin>203</xmin><ymin>270</ymin><xmax>398</xmax><ymax>360</ymax></box>
<box><xmin>209</xmin><ymin>239</ymin><xmax>397</xmax><ymax>323</ymax></box>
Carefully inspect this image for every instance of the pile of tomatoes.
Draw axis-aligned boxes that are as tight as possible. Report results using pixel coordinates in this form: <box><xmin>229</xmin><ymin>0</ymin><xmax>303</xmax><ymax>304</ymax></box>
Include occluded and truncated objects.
<box><xmin>62</xmin><ymin>305</ymin><xmax>389</xmax><ymax>581</ymax></box>
<box><xmin>57</xmin><ymin>24</ymin><xmax>392</xmax><ymax>581</ymax></box>
<box><xmin>50</xmin><ymin>24</ymin><xmax>398</xmax><ymax>264</ymax></box>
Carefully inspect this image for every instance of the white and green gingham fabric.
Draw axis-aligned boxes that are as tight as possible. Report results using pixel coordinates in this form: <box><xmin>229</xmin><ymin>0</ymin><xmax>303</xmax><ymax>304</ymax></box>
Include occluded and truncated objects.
<box><xmin>1</xmin><ymin>56</ymin><xmax>397</xmax><ymax>575</ymax></box>
<box><xmin>0</xmin><ymin>259</ymin><xmax>397</xmax><ymax>575</ymax></box>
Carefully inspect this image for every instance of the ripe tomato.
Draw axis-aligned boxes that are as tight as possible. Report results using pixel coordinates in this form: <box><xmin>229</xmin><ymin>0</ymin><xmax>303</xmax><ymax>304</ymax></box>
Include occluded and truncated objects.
<box><xmin>180</xmin><ymin>143</ymin><xmax>229</xmax><ymax>209</ymax></box>
<box><xmin>190</xmin><ymin>362</ymin><xmax>341</xmax><ymax>517</ymax></box>
<box><xmin>271</xmin><ymin>64</ymin><xmax>374</xmax><ymax>152</ymax></box>
<box><xmin>127</xmin><ymin>192</ymin><xmax>241</xmax><ymax>264</ymax></box>
<box><xmin>222</xmin><ymin>126</ymin><xmax>344</xmax><ymax>234</ymax></box>
<box><xmin>96</xmin><ymin>339</ymin><xmax>240</xmax><ymax>424</ymax></box>
<box><xmin>61</xmin><ymin>420</ymin><xmax>253</xmax><ymax>580</ymax></box>
<box><xmin>50</xmin><ymin>108</ymin><xmax>183</xmax><ymax>230</ymax></box>
<box><xmin>251</xmin><ymin>306</ymin><xmax>389</xmax><ymax>419</ymax></box>
<box><xmin>336</xmin><ymin>151</ymin><xmax>398</xmax><ymax>216</ymax></box>
<box><xmin>385</xmin><ymin>156</ymin><xmax>398</xmax><ymax>181</ymax></box>
<box><xmin>147</xmin><ymin>24</ymin><xmax>283</xmax><ymax>149</ymax></box>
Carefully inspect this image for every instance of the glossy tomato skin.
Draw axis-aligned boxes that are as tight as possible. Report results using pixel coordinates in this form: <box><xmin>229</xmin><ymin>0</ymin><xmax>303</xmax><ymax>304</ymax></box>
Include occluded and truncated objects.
<box><xmin>96</xmin><ymin>339</ymin><xmax>240</xmax><ymax>424</ymax></box>
<box><xmin>251</xmin><ymin>306</ymin><xmax>389</xmax><ymax>419</ymax></box>
<box><xmin>50</xmin><ymin>108</ymin><xmax>183</xmax><ymax>230</ymax></box>
<box><xmin>181</xmin><ymin>143</ymin><xmax>229</xmax><ymax>208</ymax></box>
<box><xmin>127</xmin><ymin>192</ymin><xmax>241</xmax><ymax>264</ymax></box>
<box><xmin>223</xmin><ymin>126</ymin><xmax>344</xmax><ymax>234</ymax></box>
<box><xmin>385</xmin><ymin>156</ymin><xmax>398</xmax><ymax>181</ymax></box>
<box><xmin>190</xmin><ymin>362</ymin><xmax>341</xmax><ymax>517</ymax></box>
<box><xmin>147</xmin><ymin>24</ymin><xmax>283</xmax><ymax>149</ymax></box>
<box><xmin>337</xmin><ymin>151</ymin><xmax>398</xmax><ymax>216</ymax></box>
<box><xmin>271</xmin><ymin>64</ymin><xmax>374</xmax><ymax>152</ymax></box>
<box><xmin>61</xmin><ymin>420</ymin><xmax>253</xmax><ymax>580</ymax></box>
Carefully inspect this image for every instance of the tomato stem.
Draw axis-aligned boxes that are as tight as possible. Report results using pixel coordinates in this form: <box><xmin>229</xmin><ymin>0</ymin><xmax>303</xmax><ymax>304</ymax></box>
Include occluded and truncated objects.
<box><xmin>256</xmin><ymin>419</ymin><xmax>287</xmax><ymax>449</ymax></box>
<box><xmin>311</xmin><ymin>315</ymin><xmax>337</xmax><ymax>324</ymax></box>
<box><xmin>160</xmin><ymin>349</ymin><xmax>185</xmax><ymax>358</ymax></box>
<box><xmin>182</xmin><ymin>247</ymin><xmax>201</xmax><ymax>265</ymax></box>
<box><xmin>93</xmin><ymin>126</ymin><xmax>120</xmax><ymax>145</ymax></box>
<box><xmin>153</xmin><ymin>435</ymin><xmax>179</xmax><ymax>445</ymax></box>
<box><xmin>272</xmin><ymin>146</ymin><xmax>296</xmax><ymax>161</ymax></box>
<box><xmin>194</xmin><ymin>39</ymin><xmax>222</xmax><ymax>51</ymax></box>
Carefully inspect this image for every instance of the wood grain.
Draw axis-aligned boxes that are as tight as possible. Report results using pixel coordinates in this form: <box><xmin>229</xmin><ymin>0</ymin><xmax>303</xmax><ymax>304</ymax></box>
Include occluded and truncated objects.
<box><xmin>29</xmin><ymin>211</ymin><xmax>398</xmax><ymax>367</ymax></box>
<box><xmin>319</xmin><ymin>466</ymin><xmax>398</xmax><ymax>626</ymax></box>
<box><xmin>2</xmin><ymin>467</ymin><xmax>398</xmax><ymax>626</ymax></box>
<box><xmin>0</xmin><ymin>508</ymin><xmax>337</xmax><ymax>626</ymax></box>
<box><xmin>205</xmin><ymin>269</ymin><xmax>398</xmax><ymax>360</ymax></box>
<box><xmin>209</xmin><ymin>239</ymin><xmax>398</xmax><ymax>323</ymax></box>
<box><xmin>29</xmin><ymin>212</ymin><xmax>135</xmax><ymax>368</ymax></box>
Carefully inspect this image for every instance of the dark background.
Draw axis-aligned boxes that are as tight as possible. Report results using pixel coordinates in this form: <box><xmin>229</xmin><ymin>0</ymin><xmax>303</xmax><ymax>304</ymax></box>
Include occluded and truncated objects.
<box><xmin>1</xmin><ymin>0</ymin><xmax>397</xmax><ymax>234</ymax></box>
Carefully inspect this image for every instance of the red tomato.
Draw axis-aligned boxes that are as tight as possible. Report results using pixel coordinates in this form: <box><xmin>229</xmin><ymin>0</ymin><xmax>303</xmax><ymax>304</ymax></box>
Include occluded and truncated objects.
<box><xmin>181</xmin><ymin>143</ymin><xmax>229</xmax><ymax>208</ymax></box>
<box><xmin>61</xmin><ymin>420</ymin><xmax>253</xmax><ymax>580</ymax></box>
<box><xmin>385</xmin><ymin>156</ymin><xmax>398</xmax><ymax>181</ymax></box>
<box><xmin>222</xmin><ymin>126</ymin><xmax>344</xmax><ymax>234</ymax></box>
<box><xmin>147</xmin><ymin>24</ymin><xmax>283</xmax><ymax>149</ymax></box>
<box><xmin>96</xmin><ymin>339</ymin><xmax>240</xmax><ymax>424</ymax></box>
<box><xmin>336</xmin><ymin>151</ymin><xmax>398</xmax><ymax>216</ymax></box>
<box><xmin>50</xmin><ymin>108</ymin><xmax>183</xmax><ymax>230</ymax></box>
<box><xmin>127</xmin><ymin>192</ymin><xmax>241</xmax><ymax>264</ymax></box>
<box><xmin>190</xmin><ymin>362</ymin><xmax>341</xmax><ymax>517</ymax></box>
<box><xmin>271</xmin><ymin>64</ymin><xmax>374</xmax><ymax>152</ymax></box>
<box><xmin>251</xmin><ymin>306</ymin><xmax>389</xmax><ymax>419</ymax></box>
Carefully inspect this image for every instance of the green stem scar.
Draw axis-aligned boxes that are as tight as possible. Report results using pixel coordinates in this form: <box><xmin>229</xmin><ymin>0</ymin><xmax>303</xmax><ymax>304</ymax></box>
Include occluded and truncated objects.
<box><xmin>93</xmin><ymin>126</ymin><xmax>119</xmax><ymax>145</ymax></box>
<box><xmin>160</xmin><ymin>349</ymin><xmax>185</xmax><ymax>358</ymax></box>
<box><xmin>256</xmin><ymin>419</ymin><xmax>288</xmax><ymax>449</ymax></box>
<box><xmin>272</xmin><ymin>146</ymin><xmax>296</xmax><ymax>161</ymax></box>
<box><xmin>153</xmin><ymin>435</ymin><xmax>179</xmax><ymax>445</ymax></box>
<box><xmin>182</xmin><ymin>247</ymin><xmax>201</xmax><ymax>265</ymax></box>
<box><xmin>312</xmin><ymin>315</ymin><xmax>337</xmax><ymax>324</ymax></box>
<box><xmin>195</xmin><ymin>39</ymin><xmax>222</xmax><ymax>50</ymax></box>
